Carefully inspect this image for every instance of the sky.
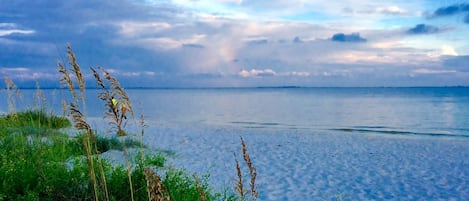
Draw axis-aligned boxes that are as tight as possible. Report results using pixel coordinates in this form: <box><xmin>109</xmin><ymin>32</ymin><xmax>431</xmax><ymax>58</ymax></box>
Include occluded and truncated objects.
<box><xmin>1</xmin><ymin>0</ymin><xmax>469</xmax><ymax>88</ymax></box>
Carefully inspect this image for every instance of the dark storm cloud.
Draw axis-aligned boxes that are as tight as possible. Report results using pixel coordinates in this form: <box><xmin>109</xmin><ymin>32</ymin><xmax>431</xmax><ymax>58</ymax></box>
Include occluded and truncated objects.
<box><xmin>0</xmin><ymin>0</ymin><xmax>187</xmax><ymax>78</ymax></box>
<box><xmin>406</xmin><ymin>24</ymin><xmax>440</xmax><ymax>34</ymax></box>
<box><xmin>331</xmin><ymin>33</ymin><xmax>366</xmax><ymax>42</ymax></box>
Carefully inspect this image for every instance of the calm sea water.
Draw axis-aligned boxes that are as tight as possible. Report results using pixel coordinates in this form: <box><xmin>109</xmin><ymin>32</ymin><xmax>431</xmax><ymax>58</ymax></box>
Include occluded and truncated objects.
<box><xmin>135</xmin><ymin>87</ymin><xmax>469</xmax><ymax>139</ymax></box>
<box><xmin>2</xmin><ymin>87</ymin><xmax>469</xmax><ymax>139</ymax></box>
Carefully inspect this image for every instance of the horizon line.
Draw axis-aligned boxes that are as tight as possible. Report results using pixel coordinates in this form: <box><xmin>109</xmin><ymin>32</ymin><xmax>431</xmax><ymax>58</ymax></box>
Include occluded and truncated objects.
<box><xmin>7</xmin><ymin>85</ymin><xmax>469</xmax><ymax>90</ymax></box>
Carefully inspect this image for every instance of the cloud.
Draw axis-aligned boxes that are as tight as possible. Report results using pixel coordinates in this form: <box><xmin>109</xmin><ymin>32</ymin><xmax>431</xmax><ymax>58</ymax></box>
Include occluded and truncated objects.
<box><xmin>0</xmin><ymin>67</ymin><xmax>58</xmax><ymax>81</ymax></box>
<box><xmin>284</xmin><ymin>71</ymin><xmax>310</xmax><ymax>77</ymax></box>
<box><xmin>376</xmin><ymin>6</ymin><xmax>407</xmax><ymax>15</ymax></box>
<box><xmin>117</xmin><ymin>21</ymin><xmax>172</xmax><ymax>37</ymax></box>
<box><xmin>0</xmin><ymin>23</ymin><xmax>35</xmax><ymax>36</ymax></box>
<box><xmin>412</xmin><ymin>68</ymin><xmax>457</xmax><ymax>75</ymax></box>
<box><xmin>432</xmin><ymin>4</ymin><xmax>469</xmax><ymax>17</ymax></box>
<box><xmin>430</xmin><ymin>3</ymin><xmax>469</xmax><ymax>23</ymax></box>
<box><xmin>0</xmin><ymin>67</ymin><xmax>29</xmax><ymax>73</ymax></box>
<box><xmin>443</xmin><ymin>55</ymin><xmax>469</xmax><ymax>71</ymax></box>
<box><xmin>246</xmin><ymin>39</ymin><xmax>269</xmax><ymax>45</ymax></box>
<box><xmin>239</xmin><ymin>69</ymin><xmax>276</xmax><ymax>77</ymax></box>
<box><xmin>182</xmin><ymin>43</ymin><xmax>204</xmax><ymax>48</ymax></box>
<box><xmin>238</xmin><ymin>69</ymin><xmax>311</xmax><ymax>78</ymax></box>
<box><xmin>441</xmin><ymin>45</ymin><xmax>458</xmax><ymax>56</ymax></box>
<box><xmin>406</xmin><ymin>24</ymin><xmax>440</xmax><ymax>34</ymax></box>
<box><xmin>1</xmin><ymin>0</ymin><xmax>469</xmax><ymax>87</ymax></box>
<box><xmin>331</xmin><ymin>33</ymin><xmax>366</xmax><ymax>42</ymax></box>
<box><xmin>293</xmin><ymin>36</ymin><xmax>302</xmax><ymax>43</ymax></box>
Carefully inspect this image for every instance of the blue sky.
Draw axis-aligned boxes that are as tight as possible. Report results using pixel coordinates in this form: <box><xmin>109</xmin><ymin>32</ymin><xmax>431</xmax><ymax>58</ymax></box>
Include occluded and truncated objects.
<box><xmin>1</xmin><ymin>0</ymin><xmax>469</xmax><ymax>87</ymax></box>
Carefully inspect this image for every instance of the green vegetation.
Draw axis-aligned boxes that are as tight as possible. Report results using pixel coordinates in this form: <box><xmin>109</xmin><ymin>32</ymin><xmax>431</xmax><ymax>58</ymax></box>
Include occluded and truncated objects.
<box><xmin>0</xmin><ymin>45</ymin><xmax>254</xmax><ymax>201</ymax></box>
<box><xmin>0</xmin><ymin>93</ymin><xmax>233</xmax><ymax>201</ymax></box>
<box><xmin>0</xmin><ymin>109</ymin><xmax>71</xmax><ymax>129</ymax></box>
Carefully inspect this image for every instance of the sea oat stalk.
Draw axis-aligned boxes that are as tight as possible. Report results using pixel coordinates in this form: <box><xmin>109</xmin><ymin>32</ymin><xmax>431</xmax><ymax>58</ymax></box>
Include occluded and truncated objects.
<box><xmin>234</xmin><ymin>137</ymin><xmax>258</xmax><ymax>201</ymax></box>
<box><xmin>144</xmin><ymin>168</ymin><xmax>171</xmax><ymax>201</ymax></box>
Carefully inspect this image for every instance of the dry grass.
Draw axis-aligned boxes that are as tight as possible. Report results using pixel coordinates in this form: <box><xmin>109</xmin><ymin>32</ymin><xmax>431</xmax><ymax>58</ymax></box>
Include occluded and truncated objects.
<box><xmin>234</xmin><ymin>152</ymin><xmax>245</xmax><ymax>200</ymax></box>
<box><xmin>234</xmin><ymin>137</ymin><xmax>258</xmax><ymax>201</ymax></box>
<box><xmin>91</xmin><ymin>66</ymin><xmax>134</xmax><ymax>136</ymax></box>
<box><xmin>3</xmin><ymin>75</ymin><xmax>22</xmax><ymax>114</ymax></box>
<box><xmin>193</xmin><ymin>174</ymin><xmax>207</xmax><ymax>201</ymax></box>
<box><xmin>58</xmin><ymin>44</ymin><xmax>110</xmax><ymax>201</ymax></box>
<box><xmin>144</xmin><ymin>168</ymin><xmax>171</xmax><ymax>201</ymax></box>
<box><xmin>67</xmin><ymin>45</ymin><xmax>85</xmax><ymax>96</ymax></box>
<box><xmin>91</xmin><ymin>66</ymin><xmax>137</xmax><ymax>201</ymax></box>
<box><xmin>34</xmin><ymin>81</ymin><xmax>47</xmax><ymax>109</ymax></box>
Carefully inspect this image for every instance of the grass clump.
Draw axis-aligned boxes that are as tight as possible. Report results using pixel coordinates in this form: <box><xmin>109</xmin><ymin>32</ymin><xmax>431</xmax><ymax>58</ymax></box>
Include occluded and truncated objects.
<box><xmin>79</xmin><ymin>135</ymin><xmax>145</xmax><ymax>154</ymax></box>
<box><xmin>0</xmin><ymin>109</ymin><xmax>71</xmax><ymax>129</ymax></box>
<box><xmin>0</xmin><ymin>119</ymin><xmax>92</xmax><ymax>200</ymax></box>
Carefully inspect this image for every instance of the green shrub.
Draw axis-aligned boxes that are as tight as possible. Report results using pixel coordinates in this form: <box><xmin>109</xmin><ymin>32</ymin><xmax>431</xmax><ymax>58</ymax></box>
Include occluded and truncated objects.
<box><xmin>164</xmin><ymin>169</ymin><xmax>217</xmax><ymax>201</ymax></box>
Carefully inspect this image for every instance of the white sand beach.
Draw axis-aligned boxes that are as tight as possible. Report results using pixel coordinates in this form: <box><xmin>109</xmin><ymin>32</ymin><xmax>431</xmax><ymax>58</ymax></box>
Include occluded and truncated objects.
<box><xmin>141</xmin><ymin>124</ymin><xmax>469</xmax><ymax>201</ymax></box>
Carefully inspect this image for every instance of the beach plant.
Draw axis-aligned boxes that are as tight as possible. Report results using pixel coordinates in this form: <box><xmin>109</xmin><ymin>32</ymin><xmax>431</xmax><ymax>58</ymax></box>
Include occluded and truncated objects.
<box><xmin>234</xmin><ymin>137</ymin><xmax>258</xmax><ymax>201</ymax></box>
<box><xmin>0</xmin><ymin>106</ymin><xmax>90</xmax><ymax>200</ymax></box>
<box><xmin>58</xmin><ymin>44</ymin><xmax>110</xmax><ymax>201</ymax></box>
<box><xmin>91</xmin><ymin>66</ymin><xmax>139</xmax><ymax>201</ymax></box>
<box><xmin>144</xmin><ymin>167</ymin><xmax>171</xmax><ymax>201</ymax></box>
<box><xmin>91</xmin><ymin>66</ymin><xmax>134</xmax><ymax>137</ymax></box>
<box><xmin>3</xmin><ymin>75</ymin><xmax>22</xmax><ymax>114</ymax></box>
<box><xmin>33</xmin><ymin>80</ymin><xmax>48</xmax><ymax>110</ymax></box>
<box><xmin>163</xmin><ymin>169</ymin><xmax>218</xmax><ymax>201</ymax></box>
<box><xmin>0</xmin><ymin>109</ymin><xmax>71</xmax><ymax>129</ymax></box>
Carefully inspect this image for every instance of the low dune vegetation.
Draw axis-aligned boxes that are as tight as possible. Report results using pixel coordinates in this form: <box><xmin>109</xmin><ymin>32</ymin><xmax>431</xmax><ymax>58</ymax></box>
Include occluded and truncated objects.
<box><xmin>0</xmin><ymin>45</ymin><xmax>257</xmax><ymax>201</ymax></box>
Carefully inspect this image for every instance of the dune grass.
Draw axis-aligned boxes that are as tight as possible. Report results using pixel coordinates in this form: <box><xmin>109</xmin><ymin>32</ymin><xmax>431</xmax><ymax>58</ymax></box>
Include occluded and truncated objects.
<box><xmin>0</xmin><ymin>45</ymin><xmax>247</xmax><ymax>201</ymax></box>
<box><xmin>0</xmin><ymin>109</ymin><xmax>71</xmax><ymax>129</ymax></box>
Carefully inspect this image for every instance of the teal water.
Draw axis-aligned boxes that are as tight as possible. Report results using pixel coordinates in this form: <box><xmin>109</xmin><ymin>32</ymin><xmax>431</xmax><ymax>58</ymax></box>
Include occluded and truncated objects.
<box><xmin>131</xmin><ymin>87</ymin><xmax>469</xmax><ymax>139</ymax></box>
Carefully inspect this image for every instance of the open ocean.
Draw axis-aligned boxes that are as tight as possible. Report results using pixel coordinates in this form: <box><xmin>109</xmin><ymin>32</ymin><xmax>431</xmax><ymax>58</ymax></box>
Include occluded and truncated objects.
<box><xmin>127</xmin><ymin>87</ymin><xmax>469</xmax><ymax>139</ymax></box>
<box><xmin>2</xmin><ymin>87</ymin><xmax>469</xmax><ymax>200</ymax></box>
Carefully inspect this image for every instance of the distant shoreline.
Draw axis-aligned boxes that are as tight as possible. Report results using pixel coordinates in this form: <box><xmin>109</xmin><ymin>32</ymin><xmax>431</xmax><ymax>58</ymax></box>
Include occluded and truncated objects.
<box><xmin>8</xmin><ymin>86</ymin><xmax>469</xmax><ymax>90</ymax></box>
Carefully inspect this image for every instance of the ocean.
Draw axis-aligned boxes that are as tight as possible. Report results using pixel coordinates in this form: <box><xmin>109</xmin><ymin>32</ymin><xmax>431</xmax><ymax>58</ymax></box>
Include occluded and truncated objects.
<box><xmin>128</xmin><ymin>87</ymin><xmax>469</xmax><ymax>139</ymax></box>
<box><xmin>2</xmin><ymin>87</ymin><xmax>469</xmax><ymax>200</ymax></box>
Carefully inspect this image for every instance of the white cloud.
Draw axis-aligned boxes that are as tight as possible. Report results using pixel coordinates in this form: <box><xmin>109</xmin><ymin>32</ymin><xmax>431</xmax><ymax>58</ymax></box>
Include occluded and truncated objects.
<box><xmin>284</xmin><ymin>71</ymin><xmax>311</xmax><ymax>77</ymax></box>
<box><xmin>0</xmin><ymin>23</ymin><xmax>16</xmax><ymax>28</ymax></box>
<box><xmin>375</xmin><ymin>6</ymin><xmax>408</xmax><ymax>15</ymax></box>
<box><xmin>0</xmin><ymin>68</ymin><xmax>58</xmax><ymax>80</ymax></box>
<box><xmin>122</xmin><ymin>72</ymin><xmax>141</xmax><ymax>77</ymax></box>
<box><xmin>0</xmin><ymin>29</ymin><xmax>35</xmax><ymax>36</ymax></box>
<box><xmin>441</xmin><ymin>45</ymin><xmax>458</xmax><ymax>56</ymax></box>
<box><xmin>219</xmin><ymin>0</ymin><xmax>243</xmax><ymax>3</ymax></box>
<box><xmin>0</xmin><ymin>67</ymin><xmax>30</xmax><ymax>73</ymax></box>
<box><xmin>144</xmin><ymin>71</ymin><xmax>156</xmax><ymax>76</ymax></box>
<box><xmin>239</xmin><ymin>69</ymin><xmax>311</xmax><ymax>77</ymax></box>
<box><xmin>0</xmin><ymin>22</ymin><xmax>35</xmax><ymax>36</ymax></box>
<box><xmin>239</xmin><ymin>69</ymin><xmax>276</xmax><ymax>77</ymax></box>
<box><xmin>0</xmin><ymin>23</ymin><xmax>35</xmax><ymax>36</ymax></box>
<box><xmin>118</xmin><ymin>21</ymin><xmax>172</xmax><ymax>37</ymax></box>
